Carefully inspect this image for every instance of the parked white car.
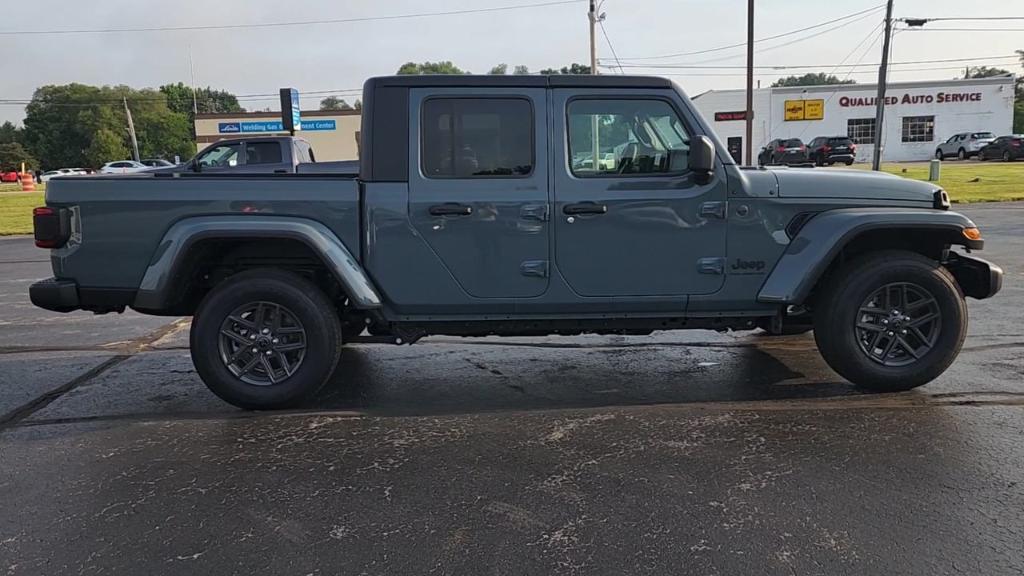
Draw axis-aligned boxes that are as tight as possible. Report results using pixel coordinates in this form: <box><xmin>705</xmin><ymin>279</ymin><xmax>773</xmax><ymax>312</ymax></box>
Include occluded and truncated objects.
<box><xmin>99</xmin><ymin>161</ymin><xmax>150</xmax><ymax>174</ymax></box>
<box><xmin>935</xmin><ymin>132</ymin><xmax>996</xmax><ymax>160</ymax></box>
<box><xmin>39</xmin><ymin>168</ymin><xmax>89</xmax><ymax>182</ymax></box>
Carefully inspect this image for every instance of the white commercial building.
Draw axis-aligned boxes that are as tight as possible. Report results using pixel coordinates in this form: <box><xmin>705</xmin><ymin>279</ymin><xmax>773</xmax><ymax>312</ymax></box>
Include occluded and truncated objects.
<box><xmin>692</xmin><ymin>76</ymin><xmax>1016</xmax><ymax>163</ymax></box>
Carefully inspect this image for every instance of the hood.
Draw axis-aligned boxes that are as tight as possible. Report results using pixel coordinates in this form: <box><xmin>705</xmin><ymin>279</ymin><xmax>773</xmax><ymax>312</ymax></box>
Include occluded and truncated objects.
<box><xmin>769</xmin><ymin>166</ymin><xmax>939</xmax><ymax>205</ymax></box>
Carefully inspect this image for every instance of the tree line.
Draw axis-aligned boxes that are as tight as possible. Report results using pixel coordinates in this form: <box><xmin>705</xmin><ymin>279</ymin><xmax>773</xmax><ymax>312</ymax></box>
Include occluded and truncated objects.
<box><xmin>0</xmin><ymin>83</ymin><xmax>242</xmax><ymax>172</ymax></box>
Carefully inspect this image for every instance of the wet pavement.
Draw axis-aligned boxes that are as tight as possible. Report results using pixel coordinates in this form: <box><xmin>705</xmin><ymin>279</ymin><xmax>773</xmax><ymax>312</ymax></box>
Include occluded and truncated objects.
<box><xmin>1</xmin><ymin>203</ymin><xmax>1023</xmax><ymax>575</ymax></box>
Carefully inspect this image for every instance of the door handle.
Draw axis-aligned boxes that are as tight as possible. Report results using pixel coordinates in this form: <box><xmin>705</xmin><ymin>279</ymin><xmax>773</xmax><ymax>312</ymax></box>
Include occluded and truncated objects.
<box><xmin>429</xmin><ymin>203</ymin><xmax>473</xmax><ymax>216</ymax></box>
<box><xmin>563</xmin><ymin>202</ymin><xmax>608</xmax><ymax>216</ymax></box>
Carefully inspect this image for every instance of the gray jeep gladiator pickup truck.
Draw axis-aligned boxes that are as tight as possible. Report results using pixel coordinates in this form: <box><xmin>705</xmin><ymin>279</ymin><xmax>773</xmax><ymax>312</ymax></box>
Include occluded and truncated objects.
<box><xmin>30</xmin><ymin>75</ymin><xmax>1003</xmax><ymax>409</ymax></box>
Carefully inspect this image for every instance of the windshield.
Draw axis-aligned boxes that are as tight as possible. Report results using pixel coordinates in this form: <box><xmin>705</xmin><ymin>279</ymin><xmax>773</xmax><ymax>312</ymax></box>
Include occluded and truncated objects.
<box><xmin>783</xmin><ymin>139</ymin><xmax>803</xmax><ymax>147</ymax></box>
<box><xmin>972</xmin><ymin>132</ymin><xmax>994</xmax><ymax>139</ymax></box>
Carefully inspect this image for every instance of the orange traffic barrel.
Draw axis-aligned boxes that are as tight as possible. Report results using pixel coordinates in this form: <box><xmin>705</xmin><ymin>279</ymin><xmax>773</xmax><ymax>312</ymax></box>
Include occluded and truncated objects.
<box><xmin>20</xmin><ymin>172</ymin><xmax>35</xmax><ymax>192</ymax></box>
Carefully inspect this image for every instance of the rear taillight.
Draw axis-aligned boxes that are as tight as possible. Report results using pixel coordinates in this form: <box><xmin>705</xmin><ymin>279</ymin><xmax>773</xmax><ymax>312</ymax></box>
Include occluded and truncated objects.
<box><xmin>822</xmin><ymin>145</ymin><xmax>831</xmax><ymax>153</ymax></box>
<box><xmin>1012</xmin><ymin>140</ymin><xmax>1021</xmax><ymax>148</ymax></box>
<box><xmin>776</xmin><ymin>146</ymin><xmax>785</xmax><ymax>152</ymax></box>
<box><xmin>33</xmin><ymin>206</ymin><xmax>70</xmax><ymax>249</ymax></box>
<box><xmin>800</xmin><ymin>145</ymin><xmax>806</xmax><ymax>151</ymax></box>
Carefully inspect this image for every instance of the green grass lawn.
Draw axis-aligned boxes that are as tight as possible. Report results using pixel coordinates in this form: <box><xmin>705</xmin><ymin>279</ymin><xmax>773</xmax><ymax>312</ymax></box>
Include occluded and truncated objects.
<box><xmin>850</xmin><ymin>161</ymin><xmax>1024</xmax><ymax>203</ymax></box>
<box><xmin>0</xmin><ymin>192</ymin><xmax>44</xmax><ymax>235</ymax></box>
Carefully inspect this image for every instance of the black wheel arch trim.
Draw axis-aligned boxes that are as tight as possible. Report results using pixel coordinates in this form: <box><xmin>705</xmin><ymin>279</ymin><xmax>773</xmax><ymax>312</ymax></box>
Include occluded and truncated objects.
<box><xmin>133</xmin><ymin>215</ymin><xmax>383</xmax><ymax>312</ymax></box>
<box><xmin>758</xmin><ymin>208</ymin><xmax>985</xmax><ymax>305</ymax></box>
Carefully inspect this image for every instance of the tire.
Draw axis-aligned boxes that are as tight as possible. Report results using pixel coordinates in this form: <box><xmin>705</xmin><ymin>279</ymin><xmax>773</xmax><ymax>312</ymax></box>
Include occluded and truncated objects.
<box><xmin>934</xmin><ymin>149</ymin><xmax>944</xmax><ymax>160</ymax></box>
<box><xmin>844</xmin><ymin>159</ymin><xmax>854</xmax><ymax>166</ymax></box>
<box><xmin>190</xmin><ymin>269</ymin><xmax>342</xmax><ymax>409</ymax></box>
<box><xmin>957</xmin><ymin>148</ymin><xmax>966</xmax><ymax>161</ymax></box>
<box><xmin>1004</xmin><ymin>151</ymin><xmax>1012</xmax><ymax>162</ymax></box>
<box><xmin>813</xmin><ymin>250</ymin><xmax>967</xmax><ymax>392</ymax></box>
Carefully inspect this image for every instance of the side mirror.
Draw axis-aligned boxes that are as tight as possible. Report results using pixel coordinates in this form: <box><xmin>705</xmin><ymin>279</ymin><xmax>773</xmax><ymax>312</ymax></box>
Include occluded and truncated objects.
<box><xmin>688</xmin><ymin>135</ymin><xmax>716</xmax><ymax>174</ymax></box>
<box><xmin>191</xmin><ymin>158</ymin><xmax>201</xmax><ymax>173</ymax></box>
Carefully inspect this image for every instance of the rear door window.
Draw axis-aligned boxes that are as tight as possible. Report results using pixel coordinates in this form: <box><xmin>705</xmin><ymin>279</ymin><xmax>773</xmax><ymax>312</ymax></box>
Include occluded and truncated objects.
<box><xmin>245</xmin><ymin>142</ymin><xmax>284</xmax><ymax>165</ymax></box>
<box><xmin>421</xmin><ymin>98</ymin><xmax>534</xmax><ymax>178</ymax></box>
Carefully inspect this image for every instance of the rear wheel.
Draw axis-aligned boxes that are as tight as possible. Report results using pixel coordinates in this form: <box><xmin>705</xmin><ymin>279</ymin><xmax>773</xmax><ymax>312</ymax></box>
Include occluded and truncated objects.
<box><xmin>1004</xmin><ymin>151</ymin><xmax>1012</xmax><ymax>162</ymax></box>
<box><xmin>844</xmin><ymin>159</ymin><xmax>854</xmax><ymax>166</ymax></box>
<box><xmin>813</xmin><ymin>251</ymin><xmax>967</xmax><ymax>392</ymax></box>
<box><xmin>190</xmin><ymin>269</ymin><xmax>342</xmax><ymax>409</ymax></box>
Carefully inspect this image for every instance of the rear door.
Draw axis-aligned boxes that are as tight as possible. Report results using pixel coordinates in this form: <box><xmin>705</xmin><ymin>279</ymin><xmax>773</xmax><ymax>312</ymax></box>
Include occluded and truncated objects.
<box><xmin>406</xmin><ymin>88</ymin><xmax>550</xmax><ymax>298</ymax></box>
<box><xmin>551</xmin><ymin>89</ymin><xmax>728</xmax><ymax>297</ymax></box>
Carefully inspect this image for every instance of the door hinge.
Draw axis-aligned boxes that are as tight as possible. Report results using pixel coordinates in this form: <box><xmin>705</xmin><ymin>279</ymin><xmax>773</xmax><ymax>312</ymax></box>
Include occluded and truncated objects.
<box><xmin>520</xmin><ymin>260</ymin><xmax>549</xmax><ymax>278</ymax></box>
<box><xmin>520</xmin><ymin>204</ymin><xmax>549</xmax><ymax>221</ymax></box>
<box><xmin>700</xmin><ymin>201</ymin><xmax>727</xmax><ymax>219</ymax></box>
<box><xmin>697</xmin><ymin>257</ymin><xmax>725</xmax><ymax>275</ymax></box>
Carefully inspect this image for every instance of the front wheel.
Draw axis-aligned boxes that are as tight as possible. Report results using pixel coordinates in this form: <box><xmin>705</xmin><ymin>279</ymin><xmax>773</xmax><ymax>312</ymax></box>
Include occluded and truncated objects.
<box><xmin>190</xmin><ymin>269</ymin><xmax>342</xmax><ymax>409</ymax></box>
<box><xmin>813</xmin><ymin>251</ymin><xmax>967</xmax><ymax>392</ymax></box>
<box><xmin>934</xmin><ymin>149</ymin><xmax>944</xmax><ymax>160</ymax></box>
<box><xmin>957</xmin><ymin>148</ymin><xmax>966</xmax><ymax>160</ymax></box>
<box><xmin>1004</xmin><ymin>151</ymin><xmax>1012</xmax><ymax>162</ymax></box>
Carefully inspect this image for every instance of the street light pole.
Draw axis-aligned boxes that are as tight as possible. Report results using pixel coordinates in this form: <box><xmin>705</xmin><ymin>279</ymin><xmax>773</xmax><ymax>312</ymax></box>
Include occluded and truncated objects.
<box><xmin>745</xmin><ymin>0</ymin><xmax>754</xmax><ymax>166</ymax></box>
<box><xmin>871</xmin><ymin>0</ymin><xmax>895</xmax><ymax>171</ymax></box>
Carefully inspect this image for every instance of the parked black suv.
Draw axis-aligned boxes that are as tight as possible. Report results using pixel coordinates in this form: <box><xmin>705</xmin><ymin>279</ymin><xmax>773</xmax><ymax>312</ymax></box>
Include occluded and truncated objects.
<box><xmin>807</xmin><ymin>136</ymin><xmax>856</xmax><ymax>166</ymax></box>
<box><xmin>757</xmin><ymin>138</ymin><xmax>808</xmax><ymax>166</ymax></box>
<box><xmin>979</xmin><ymin>135</ymin><xmax>1023</xmax><ymax>162</ymax></box>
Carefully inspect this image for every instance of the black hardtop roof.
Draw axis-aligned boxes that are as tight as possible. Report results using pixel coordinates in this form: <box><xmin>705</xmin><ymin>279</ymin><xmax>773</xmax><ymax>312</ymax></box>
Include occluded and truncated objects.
<box><xmin>364</xmin><ymin>74</ymin><xmax>674</xmax><ymax>90</ymax></box>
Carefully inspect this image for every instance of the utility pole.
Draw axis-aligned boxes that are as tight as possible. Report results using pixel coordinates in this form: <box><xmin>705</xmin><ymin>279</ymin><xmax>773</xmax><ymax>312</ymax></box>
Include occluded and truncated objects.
<box><xmin>123</xmin><ymin>97</ymin><xmax>140</xmax><ymax>163</ymax></box>
<box><xmin>588</xmin><ymin>0</ymin><xmax>598</xmax><ymax>74</ymax></box>
<box><xmin>744</xmin><ymin>0</ymin><xmax>754</xmax><ymax>166</ymax></box>
<box><xmin>189</xmin><ymin>45</ymin><xmax>199</xmax><ymax>115</ymax></box>
<box><xmin>588</xmin><ymin>0</ymin><xmax>600</xmax><ymax>170</ymax></box>
<box><xmin>871</xmin><ymin>0</ymin><xmax>894</xmax><ymax>171</ymax></box>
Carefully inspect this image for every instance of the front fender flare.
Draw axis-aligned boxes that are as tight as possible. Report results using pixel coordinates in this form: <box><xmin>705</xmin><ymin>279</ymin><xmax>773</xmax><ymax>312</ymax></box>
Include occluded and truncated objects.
<box><xmin>133</xmin><ymin>216</ymin><xmax>382</xmax><ymax>311</ymax></box>
<box><xmin>757</xmin><ymin>208</ymin><xmax>979</xmax><ymax>305</ymax></box>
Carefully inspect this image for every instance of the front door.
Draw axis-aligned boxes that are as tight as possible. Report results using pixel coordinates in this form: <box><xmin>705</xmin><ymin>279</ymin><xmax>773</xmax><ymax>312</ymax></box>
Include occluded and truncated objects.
<box><xmin>552</xmin><ymin>90</ymin><xmax>728</xmax><ymax>298</ymax></box>
<box><xmin>407</xmin><ymin>88</ymin><xmax>550</xmax><ymax>298</ymax></box>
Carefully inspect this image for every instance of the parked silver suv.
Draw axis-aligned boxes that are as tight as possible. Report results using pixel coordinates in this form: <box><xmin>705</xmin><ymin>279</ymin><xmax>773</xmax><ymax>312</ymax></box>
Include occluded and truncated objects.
<box><xmin>935</xmin><ymin>132</ymin><xmax>995</xmax><ymax>160</ymax></box>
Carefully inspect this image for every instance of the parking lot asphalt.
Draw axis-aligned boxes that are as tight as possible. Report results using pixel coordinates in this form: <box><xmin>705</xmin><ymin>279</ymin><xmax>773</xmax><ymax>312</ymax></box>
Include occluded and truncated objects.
<box><xmin>1</xmin><ymin>203</ymin><xmax>1023</xmax><ymax>575</ymax></box>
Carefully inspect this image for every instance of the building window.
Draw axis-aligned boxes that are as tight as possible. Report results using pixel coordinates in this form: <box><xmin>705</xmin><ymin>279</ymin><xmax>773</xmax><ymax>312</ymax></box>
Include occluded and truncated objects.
<box><xmin>902</xmin><ymin>116</ymin><xmax>935</xmax><ymax>143</ymax></box>
<box><xmin>847</xmin><ymin>118</ymin><xmax>876</xmax><ymax>145</ymax></box>
<box><xmin>421</xmin><ymin>98</ymin><xmax>534</xmax><ymax>178</ymax></box>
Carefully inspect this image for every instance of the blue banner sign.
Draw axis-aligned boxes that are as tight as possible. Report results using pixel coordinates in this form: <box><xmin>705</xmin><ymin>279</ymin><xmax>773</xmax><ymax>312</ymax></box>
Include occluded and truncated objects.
<box><xmin>218</xmin><ymin>120</ymin><xmax>336</xmax><ymax>134</ymax></box>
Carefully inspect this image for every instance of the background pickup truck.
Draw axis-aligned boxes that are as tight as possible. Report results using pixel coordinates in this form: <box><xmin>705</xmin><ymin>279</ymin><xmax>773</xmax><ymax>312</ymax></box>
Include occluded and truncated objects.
<box><xmin>150</xmin><ymin>135</ymin><xmax>358</xmax><ymax>175</ymax></box>
<box><xmin>31</xmin><ymin>74</ymin><xmax>1002</xmax><ymax>409</ymax></box>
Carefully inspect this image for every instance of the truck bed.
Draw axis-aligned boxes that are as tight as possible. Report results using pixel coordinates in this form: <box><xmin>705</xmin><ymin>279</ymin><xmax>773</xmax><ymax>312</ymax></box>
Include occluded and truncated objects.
<box><xmin>45</xmin><ymin>174</ymin><xmax>362</xmax><ymax>291</ymax></box>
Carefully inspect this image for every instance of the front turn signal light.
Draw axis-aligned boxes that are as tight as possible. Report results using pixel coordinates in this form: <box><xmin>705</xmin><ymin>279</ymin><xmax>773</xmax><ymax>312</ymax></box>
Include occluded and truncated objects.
<box><xmin>963</xmin><ymin>227</ymin><xmax>982</xmax><ymax>241</ymax></box>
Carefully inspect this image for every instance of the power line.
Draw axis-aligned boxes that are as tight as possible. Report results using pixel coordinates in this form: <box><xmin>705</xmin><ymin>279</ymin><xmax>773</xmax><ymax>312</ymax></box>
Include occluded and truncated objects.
<box><xmin>903</xmin><ymin>16</ymin><xmax>1024</xmax><ymax>21</ymax></box>
<box><xmin>0</xmin><ymin>0</ymin><xmax>583</xmax><ymax>36</ymax></box>
<box><xmin>612</xmin><ymin>3</ymin><xmax>885</xmax><ymax>61</ymax></box>
<box><xmin>601</xmin><ymin>54</ymin><xmax>1022</xmax><ymax>70</ymax></box>
<box><xmin>598</xmin><ymin>20</ymin><xmax>624</xmax><ymax>74</ymax></box>
<box><xmin>899</xmin><ymin>27</ymin><xmax>1024</xmax><ymax>32</ymax></box>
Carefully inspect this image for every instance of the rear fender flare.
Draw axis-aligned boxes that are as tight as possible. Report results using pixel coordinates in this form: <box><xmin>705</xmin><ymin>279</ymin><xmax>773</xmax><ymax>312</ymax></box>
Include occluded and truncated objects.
<box><xmin>757</xmin><ymin>208</ymin><xmax>979</xmax><ymax>305</ymax></box>
<box><xmin>133</xmin><ymin>216</ymin><xmax>382</xmax><ymax>310</ymax></box>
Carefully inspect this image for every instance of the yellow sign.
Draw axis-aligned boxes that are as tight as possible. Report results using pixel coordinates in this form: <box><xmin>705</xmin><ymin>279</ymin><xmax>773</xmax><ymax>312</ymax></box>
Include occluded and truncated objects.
<box><xmin>784</xmin><ymin>99</ymin><xmax>825</xmax><ymax>121</ymax></box>
<box><xmin>804</xmin><ymin>99</ymin><xmax>824</xmax><ymax>120</ymax></box>
<box><xmin>784</xmin><ymin>100</ymin><xmax>805</xmax><ymax>121</ymax></box>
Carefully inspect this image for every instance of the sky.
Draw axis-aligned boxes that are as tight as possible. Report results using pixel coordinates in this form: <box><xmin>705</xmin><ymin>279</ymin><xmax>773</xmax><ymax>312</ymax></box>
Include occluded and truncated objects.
<box><xmin>0</xmin><ymin>0</ymin><xmax>1020</xmax><ymax>124</ymax></box>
